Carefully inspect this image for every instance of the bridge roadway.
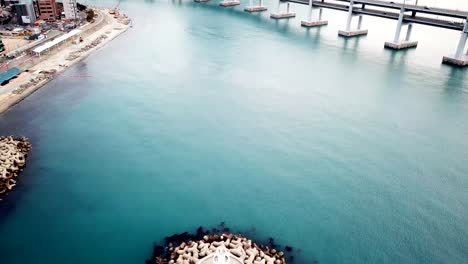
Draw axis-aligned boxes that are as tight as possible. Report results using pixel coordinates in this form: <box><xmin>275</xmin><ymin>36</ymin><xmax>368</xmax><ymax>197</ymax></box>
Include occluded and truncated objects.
<box><xmin>283</xmin><ymin>0</ymin><xmax>467</xmax><ymax>31</ymax></box>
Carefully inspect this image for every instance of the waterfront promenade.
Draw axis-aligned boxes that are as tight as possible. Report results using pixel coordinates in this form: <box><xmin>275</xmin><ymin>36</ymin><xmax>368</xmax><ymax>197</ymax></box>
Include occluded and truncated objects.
<box><xmin>0</xmin><ymin>9</ymin><xmax>131</xmax><ymax>114</ymax></box>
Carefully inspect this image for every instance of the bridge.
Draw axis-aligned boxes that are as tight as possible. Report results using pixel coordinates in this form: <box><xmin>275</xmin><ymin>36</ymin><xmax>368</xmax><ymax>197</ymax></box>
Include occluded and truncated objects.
<box><xmin>332</xmin><ymin>0</ymin><xmax>467</xmax><ymax>19</ymax></box>
<box><xmin>195</xmin><ymin>0</ymin><xmax>468</xmax><ymax>67</ymax></box>
<box><xmin>287</xmin><ymin>0</ymin><xmax>466</xmax><ymax>30</ymax></box>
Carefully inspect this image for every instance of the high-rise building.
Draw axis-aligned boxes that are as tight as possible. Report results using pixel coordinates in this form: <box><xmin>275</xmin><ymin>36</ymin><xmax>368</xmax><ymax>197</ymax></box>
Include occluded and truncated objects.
<box><xmin>62</xmin><ymin>0</ymin><xmax>77</xmax><ymax>20</ymax></box>
<box><xmin>32</xmin><ymin>0</ymin><xmax>41</xmax><ymax>19</ymax></box>
<box><xmin>37</xmin><ymin>0</ymin><xmax>58</xmax><ymax>20</ymax></box>
<box><xmin>4</xmin><ymin>1</ymin><xmax>20</xmax><ymax>5</ymax></box>
<box><xmin>17</xmin><ymin>0</ymin><xmax>36</xmax><ymax>23</ymax></box>
<box><xmin>14</xmin><ymin>3</ymin><xmax>35</xmax><ymax>25</ymax></box>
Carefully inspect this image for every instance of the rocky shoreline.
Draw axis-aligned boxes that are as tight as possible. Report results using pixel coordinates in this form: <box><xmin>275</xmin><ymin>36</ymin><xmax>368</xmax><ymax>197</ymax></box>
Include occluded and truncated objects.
<box><xmin>13</xmin><ymin>70</ymin><xmax>56</xmax><ymax>95</ymax></box>
<box><xmin>147</xmin><ymin>224</ymin><xmax>300</xmax><ymax>264</ymax></box>
<box><xmin>0</xmin><ymin>136</ymin><xmax>31</xmax><ymax>198</ymax></box>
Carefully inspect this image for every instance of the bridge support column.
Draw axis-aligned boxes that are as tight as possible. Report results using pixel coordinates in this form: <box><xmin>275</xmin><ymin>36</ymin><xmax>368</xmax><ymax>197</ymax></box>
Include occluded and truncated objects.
<box><xmin>405</xmin><ymin>24</ymin><xmax>413</xmax><ymax>41</ymax></box>
<box><xmin>245</xmin><ymin>0</ymin><xmax>267</xmax><ymax>12</ymax></box>
<box><xmin>338</xmin><ymin>1</ymin><xmax>368</xmax><ymax>37</ymax></box>
<box><xmin>219</xmin><ymin>0</ymin><xmax>240</xmax><ymax>7</ymax></box>
<box><xmin>301</xmin><ymin>0</ymin><xmax>328</xmax><ymax>27</ymax></box>
<box><xmin>384</xmin><ymin>8</ymin><xmax>418</xmax><ymax>50</ymax></box>
<box><xmin>270</xmin><ymin>1</ymin><xmax>296</xmax><ymax>19</ymax></box>
<box><xmin>443</xmin><ymin>20</ymin><xmax>468</xmax><ymax>67</ymax></box>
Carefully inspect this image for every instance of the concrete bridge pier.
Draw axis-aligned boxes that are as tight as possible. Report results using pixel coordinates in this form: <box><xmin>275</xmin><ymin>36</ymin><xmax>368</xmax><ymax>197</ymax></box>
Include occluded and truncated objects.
<box><xmin>219</xmin><ymin>0</ymin><xmax>240</xmax><ymax>7</ymax></box>
<box><xmin>443</xmin><ymin>20</ymin><xmax>468</xmax><ymax>67</ymax></box>
<box><xmin>270</xmin><ymin>1</ymin><xmax>296</xmax><ymax>19</ymax></box>
<box><xmin>245</xmin><ymin>0</ymin><xmax>268</xmax><ymax>12</ymax></box>
<box><xmin>338</xmin><ymin>1</ymin><xmax>368</xmax><ymax>37</ymax></box>
<box><xmin>384</xmin><ymin>8</ymin><xmax>418</xmax><ymax>50</ymax></box>
<box><xmin>301</xmin><ymin>0</ymin><xmax>327</xmax><ymax>27</ymax></box>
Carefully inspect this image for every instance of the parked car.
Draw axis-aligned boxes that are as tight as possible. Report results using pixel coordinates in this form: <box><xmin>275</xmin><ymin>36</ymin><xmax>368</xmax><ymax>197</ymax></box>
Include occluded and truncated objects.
<box><xmin>64</xmin><ymin>23</ymin><xmax>76</xmax><ymax>29</ymax></box>
<box><xmin>24</xmin><ymin>33</ymin><xmax>45</xmax><ymax>41</ymax></box>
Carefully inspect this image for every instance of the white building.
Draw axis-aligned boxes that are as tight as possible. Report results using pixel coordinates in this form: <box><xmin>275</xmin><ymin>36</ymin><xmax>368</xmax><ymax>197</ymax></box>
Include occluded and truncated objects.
<box><xmin>63</xmin><ymin>0</ymin><xmax>78</xmax><ymax>20</ymax></box>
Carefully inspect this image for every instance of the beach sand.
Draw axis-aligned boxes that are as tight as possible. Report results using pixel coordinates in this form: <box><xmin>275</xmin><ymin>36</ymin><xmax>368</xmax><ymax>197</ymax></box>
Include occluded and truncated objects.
<box><xmin>0</xmin><ymin>10</ymin><xmax>131</xmax><ymax>114</ymax></box>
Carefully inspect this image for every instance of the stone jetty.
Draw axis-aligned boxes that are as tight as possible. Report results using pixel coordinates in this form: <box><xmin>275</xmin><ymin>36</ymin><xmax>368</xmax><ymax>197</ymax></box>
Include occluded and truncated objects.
<box><xmin>0</xmin><ymin>136</ymin><xmax>31</xmax><ymax>197</ymax></box>
<box><xmin>147</xmin><ymin>225</ymin><xmax>299</xmax><ymax>264</ymax></box>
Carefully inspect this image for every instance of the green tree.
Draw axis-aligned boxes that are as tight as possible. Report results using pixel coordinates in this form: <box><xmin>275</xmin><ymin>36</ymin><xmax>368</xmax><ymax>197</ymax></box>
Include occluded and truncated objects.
<box><xmin>86</xmin><ymin>10</ymin><xmax>95</xmax><ymax>22</ymax></box>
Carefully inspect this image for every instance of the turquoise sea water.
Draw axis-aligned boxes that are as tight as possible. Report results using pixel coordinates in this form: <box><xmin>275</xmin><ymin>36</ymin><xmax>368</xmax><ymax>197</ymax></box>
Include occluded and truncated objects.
<box><xmin>1</xmin><ymin>1</ymin><xmax>468</xmax><ymax>263</ymax></box>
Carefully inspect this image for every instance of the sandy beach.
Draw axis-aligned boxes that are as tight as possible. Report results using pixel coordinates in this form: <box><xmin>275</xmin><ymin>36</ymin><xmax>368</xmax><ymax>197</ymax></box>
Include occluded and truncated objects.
<box><xmin>0</xmin><ymin>9</ymin><xmax>131</xmax><ymax>114</ymax></box>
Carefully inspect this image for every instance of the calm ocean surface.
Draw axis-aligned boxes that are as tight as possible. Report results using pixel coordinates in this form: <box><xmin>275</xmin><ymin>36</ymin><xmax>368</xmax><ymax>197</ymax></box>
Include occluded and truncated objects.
<box><xmin>1</xmin><ymin>0</ymin><xmax>468</xmax><ymax>263</ymax></box>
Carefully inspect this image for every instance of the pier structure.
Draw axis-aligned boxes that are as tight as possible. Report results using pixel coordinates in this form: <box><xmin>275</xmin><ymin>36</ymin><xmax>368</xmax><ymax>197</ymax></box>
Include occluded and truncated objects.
<box><xmin>301</xmin><ymin>0</ymin><xmax>327</xmax><ymax>27</ymax></box>
<box><xmin>219</xmin><ymin>0</ymin><xmax>240</xmax><ymax>7</ymax></box>
<box><xmin>384</xmin><ymin>7</ymin><xmax>417</xmax><ymax>50</ymax></box>
<box><xmin>443</xmin><ymin>20</ymin><xmax>468</xmax><ymax>66</ymax></box>
<box><xmin>338</xmin><ymin>0</ymin><xmax>367</xmax><ymax>37</ymax></box>
<box><xmin>191</xmin><ymin>0</ymin><xmax>468</xmax><ymax>66</ymax></box>
<box><xmin>285</xmin><ymin>0</ymin><xmax>467</xmax><ymax>31</ymax></box>
<box><xmin>283</xmin><ymin>0</ymin><xmax>468</xmax><ymax>66</ymax></box>
<box><xmin>270</xmin><ymin>0</ymin><xmax>296</xmax><ymax>19</ymax></box>
<box><xmin>244</xmin><ymin>0</ymin><xmax>267</xmax><ymax>12</ymax></box>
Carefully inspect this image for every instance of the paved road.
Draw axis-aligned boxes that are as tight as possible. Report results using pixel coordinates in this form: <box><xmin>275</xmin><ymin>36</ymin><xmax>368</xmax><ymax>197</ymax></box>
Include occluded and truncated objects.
<box><xmin>0</xmin><ymin>9</ymin><xmax>108</xmax><ymax>73</ymax></box>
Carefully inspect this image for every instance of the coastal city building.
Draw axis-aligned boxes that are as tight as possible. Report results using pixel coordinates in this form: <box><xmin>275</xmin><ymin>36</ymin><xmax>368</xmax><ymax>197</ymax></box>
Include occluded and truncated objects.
<box><xmin>13</xmin><ymin>2</ymin><xmax>36</xmax><ymax>25</ymax></box>
<box><xmin>19</xmin><ymin>0</ymin><xmax>36</xmax><ymax>19</ymax></box>
<box><xmin>37</xmin><ymin>0</ymin><xmax>58</xmax><ymax>20</ymax></box>
<box><xmin>32</xmin><ymin>0</ymin><xmax>41</xmax><ymax>19</ymax></box>
<box><xmin>62</xmin><ymin>0</ymin><xmax>77</xmax><ymax>20</ymax></box>
<box><xmin>2</xmin><ymin>0</ymin><xmax>20</xmax><ymax>6</ymax></box>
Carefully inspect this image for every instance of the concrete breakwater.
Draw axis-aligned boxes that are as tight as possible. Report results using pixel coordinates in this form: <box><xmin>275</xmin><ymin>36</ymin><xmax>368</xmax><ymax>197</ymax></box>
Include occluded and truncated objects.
<box><xmin>0</xmin><ymin>136</ymin><xmax>31</xmax><ymax>198</ymax></box>
<box><xmin>147</xmin><ymin>225</ymin><xmax>300</xmax><ymax>264</ymax></box>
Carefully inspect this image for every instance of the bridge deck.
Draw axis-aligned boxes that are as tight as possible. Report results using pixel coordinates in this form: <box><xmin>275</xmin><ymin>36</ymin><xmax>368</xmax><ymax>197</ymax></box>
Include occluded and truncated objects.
<box><xmin>283</xmin><ymin>0</ymin><xmax>466</xmax><ymax>30</ymax></box>
<box><xmin>335</xmin><ymin>0</ymin><xmax>468</xmax><ymax>18</ymax></box>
